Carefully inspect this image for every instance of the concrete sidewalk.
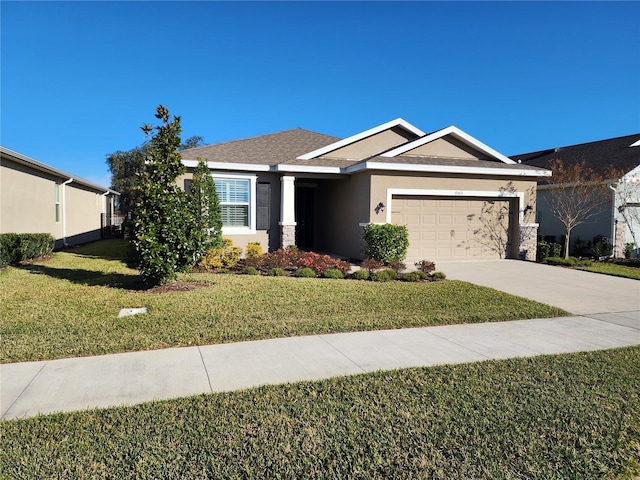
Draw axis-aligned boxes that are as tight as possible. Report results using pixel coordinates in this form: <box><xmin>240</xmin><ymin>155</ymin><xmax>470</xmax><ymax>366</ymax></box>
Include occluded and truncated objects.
<box><xmin>2</xmin><ymin>311</ymin><xmax>639</xmax><ymax>420</ymax></box>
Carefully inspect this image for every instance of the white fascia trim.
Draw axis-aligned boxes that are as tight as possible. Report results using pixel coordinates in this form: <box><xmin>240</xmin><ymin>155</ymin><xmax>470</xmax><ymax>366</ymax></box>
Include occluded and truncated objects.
<box><xmin>296</xmin><ymin>118</ymin><xmax>426</xmax><ymax>160</ymax></box>
<box><xmin>275</xmin><ymin>164</ymin><xmax>342</xmax><ymax>174</ymax></box>
<box><xmin>381</xmin><ymin>126</ymin><xmax>516</xmax><ymax>165</ymax></box>
<box><xmin>629</xmin><ymin>138</ymin><xmax>640</xmax><ymax>147</ymax></box>
<box><xmin>347</xmin><ymin>161</ymin><xmax>551</xmax><ymax>177</ymax></box>
<box><xmin>182</xmin><ymin>159</ymin><xmax>270</xmax><ymax>172</ymax></box>
<box><xmin>385</xmin><ymin>188</ymin><xmax>525</xmax><ymax>224</ymax></box>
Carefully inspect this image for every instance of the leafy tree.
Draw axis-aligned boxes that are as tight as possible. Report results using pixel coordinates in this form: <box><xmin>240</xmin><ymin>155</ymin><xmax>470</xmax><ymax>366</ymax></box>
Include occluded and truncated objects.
<box><xmin>131</xmin><ymin>105</ymin><xmax>194</xmax><ymax>286</ymax></box>
<box><xmin>180</xmin><ymin>136</ymin><xmax>205</xmax><ymax>150</ymax></box>
<box><xmin>105</xmin><ymin>145</ymin><xmax>147</xmax><ymax>216</ymax></box>
<box><xmin>544</xmin><ymin>159</ymin><xmax>611</xmax><ymax>259</ymax></box>
<box><xmin>188</xmin><ymin>158</ymin><xmax>223</xmax><ymax>260</ymax></box>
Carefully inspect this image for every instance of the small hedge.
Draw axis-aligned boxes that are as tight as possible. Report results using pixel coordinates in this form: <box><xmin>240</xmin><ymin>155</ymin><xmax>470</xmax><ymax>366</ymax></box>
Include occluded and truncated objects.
<box><xmin>363</xmin><ymin>224</ymin><xmax>409</xmax><ymax>264</ymax></box>
<box><xmin>0</xmin><ymin>233</ymin><xmax>55</xmax><ymax>267</ymax></box>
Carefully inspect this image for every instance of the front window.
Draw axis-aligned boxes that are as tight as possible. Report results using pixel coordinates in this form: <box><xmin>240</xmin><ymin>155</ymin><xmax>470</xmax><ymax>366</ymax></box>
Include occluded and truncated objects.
<box><xmin>55</xmin><ymin>184</ymin><xmax>61</xmax><ymax>222</ymax></box>
<box><xmin>212</xmin><ymin>175</ymin><xmax>256</xmax><ymax>233</ymax></box>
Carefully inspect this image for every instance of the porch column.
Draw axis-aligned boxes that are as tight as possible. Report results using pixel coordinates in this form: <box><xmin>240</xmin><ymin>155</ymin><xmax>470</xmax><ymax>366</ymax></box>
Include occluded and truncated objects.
<box><xmin>280</xmin><ymin>176</ymin><xmax>296</xmax><ymax>248</ymax></box>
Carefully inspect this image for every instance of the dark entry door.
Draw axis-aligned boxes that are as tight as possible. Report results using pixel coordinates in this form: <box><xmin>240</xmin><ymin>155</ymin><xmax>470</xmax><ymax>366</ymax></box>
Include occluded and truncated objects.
<box><xmin>295</xmin><ymin>187</ymin><xmax>315</xmax><ymax>249</ymax></box>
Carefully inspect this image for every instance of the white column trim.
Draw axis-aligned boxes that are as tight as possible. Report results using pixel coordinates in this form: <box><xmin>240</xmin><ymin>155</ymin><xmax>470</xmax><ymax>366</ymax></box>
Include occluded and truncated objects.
<box><xmin>280</xmin><ymin>176</ymin><xmax>297</xmax><ymax>226</ymax></box>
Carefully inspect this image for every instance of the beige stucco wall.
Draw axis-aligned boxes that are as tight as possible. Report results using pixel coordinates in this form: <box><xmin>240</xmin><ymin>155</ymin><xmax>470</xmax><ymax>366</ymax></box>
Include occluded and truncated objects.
<box><xmin>1</xmin><ymin>157</ymin><xmax>63</xmax><ymax>238</ymax></box>
<box><xmin>64</xmin><ymin>183</ymin><xmax>105</xmax><ymax>244</ymax></box>
<box><xmin>403</xmin><ymin>136</ymin><xmax>490</xmax><ymax>160</ymax></box>
<box><xmin>321</xmin><ymin>128</ymin><xmax>415</xmax><ymax>160</ymax></box>
<box><xmin>1</xmin><ymin>157</ymin><xmax>106</xmax><ymax>247</ymax></box>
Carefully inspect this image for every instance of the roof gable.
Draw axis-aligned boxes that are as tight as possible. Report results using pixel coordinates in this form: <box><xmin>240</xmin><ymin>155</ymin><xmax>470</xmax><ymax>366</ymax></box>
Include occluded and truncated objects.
<box><xmin>297</xmin><ymin>118</ymin><xmax>425</xmax><ymax>160</ymax></box>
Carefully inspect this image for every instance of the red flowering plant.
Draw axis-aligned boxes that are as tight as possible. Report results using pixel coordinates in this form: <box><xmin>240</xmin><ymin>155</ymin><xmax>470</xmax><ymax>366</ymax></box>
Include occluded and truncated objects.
<box><xmin>295</xmin><ymin>251</ymin><xmax>350</xmax><ymax>276</ymax></box>
<box><xmin>258</xmin><ymin>248</ymin><xmax>301</xmax><ymax>272</ymax></box>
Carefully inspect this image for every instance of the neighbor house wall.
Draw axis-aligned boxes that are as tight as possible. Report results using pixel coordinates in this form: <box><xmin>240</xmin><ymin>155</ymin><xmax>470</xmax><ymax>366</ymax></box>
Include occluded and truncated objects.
<box><xmin>0</xmin><ymin>157</ymin><xmax>63</xmax><ymax>239</ymax></box>
<box><xmin>0</xmin><ymin>155</ymin><xmax>108</xmax><ymax>248</ymax></box>
<box><xmin>535</xmin><ymin>187</ymin><xmax>614</xmax><ymax>251</ymax></box>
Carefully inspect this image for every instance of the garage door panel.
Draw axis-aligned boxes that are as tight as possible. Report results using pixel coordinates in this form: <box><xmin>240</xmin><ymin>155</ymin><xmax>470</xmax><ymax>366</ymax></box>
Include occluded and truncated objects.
<box><xmin>391</xmin><ymin>195</ymin><xmax>513</xmax><ymax>263</ymax></box>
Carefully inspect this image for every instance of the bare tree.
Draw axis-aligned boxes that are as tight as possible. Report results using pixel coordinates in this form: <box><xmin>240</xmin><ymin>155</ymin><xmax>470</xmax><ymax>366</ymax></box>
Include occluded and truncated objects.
<box><xmin>544</xmin><ymin>159</ymin><xmax>611</xmax><ymax>259</ymax></box>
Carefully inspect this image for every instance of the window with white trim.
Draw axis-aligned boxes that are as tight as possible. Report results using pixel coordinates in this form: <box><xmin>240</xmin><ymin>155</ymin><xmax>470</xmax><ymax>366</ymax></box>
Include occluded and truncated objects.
<box><xmin>55</xmin><ymin>184</ymin><xmax>61</xmax><ymax>223</ymax></box>
<box><xmin>212</xmin><ymin>174</ymin><xmax>256</xmax><ymax>233</ymax></box>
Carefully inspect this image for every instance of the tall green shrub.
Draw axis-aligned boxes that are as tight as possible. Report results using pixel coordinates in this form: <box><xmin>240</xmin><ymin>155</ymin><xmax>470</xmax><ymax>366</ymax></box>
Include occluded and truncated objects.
<box><xmin>188</xmin><ymin>158</ymin><xmax>223</xmax><ymax>260</ymax></box>
<box><xmin>0</xmin><ymin>233</ymin><xmax>55</xmax><ymax>267</ymax></box>
<box><xmin>131</xmin><ymin>105</ymin><xmax>194</xmax><ymax>286</ymax></box>
<box><xmin>363</xmin><ymin>223</ymin><xmax>409</xmax><ymax>264</ymax></box>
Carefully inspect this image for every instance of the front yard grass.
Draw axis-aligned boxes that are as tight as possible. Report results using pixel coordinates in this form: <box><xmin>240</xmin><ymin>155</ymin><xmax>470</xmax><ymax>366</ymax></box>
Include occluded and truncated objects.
<box><xmin>2</xmin><ymin>347</ymin><xmax>638</xmax><ymax>479</ymax></box>
<box><xmin>0</xmin><ymin>240</ymin><xmax>567</xmax><ymax>363</ymax></box>
<box><xmin>579</xmin><ymin>262</ymin><xmax>640</xmax><ymax>280</ymax></box>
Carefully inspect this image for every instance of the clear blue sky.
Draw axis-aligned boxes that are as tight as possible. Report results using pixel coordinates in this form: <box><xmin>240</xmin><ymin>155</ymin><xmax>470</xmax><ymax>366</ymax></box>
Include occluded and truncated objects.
<box><xmin>2</xmin><ymin>1</ymin><xmax>639</xmax><ymax>188</ymax></box>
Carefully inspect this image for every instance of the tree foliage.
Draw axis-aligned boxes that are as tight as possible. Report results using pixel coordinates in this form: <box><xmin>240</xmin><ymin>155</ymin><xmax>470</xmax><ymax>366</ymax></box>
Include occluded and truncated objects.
<box><xmin>179</xmin><ymin>136</ymin><xmax>205</xmax><ymax>150</ymax></box>
<box><xmin>188</xmin><ymin>158</ymin><xmax>223</xmax><ymax>259</ymax></box>
<box><xmin>106</xmin><ymin>145</ymin><xmax>147</xmax><ymax>216</ymax></box>
<box><xmin>544</xmin><ymin>159</ymin><xmax>611</xmax><ymax>259</ymax></box>
<box><xmin>131</xmin><ymin>105</ymin><xmax>195</xmax><ymax>286</ymax></box>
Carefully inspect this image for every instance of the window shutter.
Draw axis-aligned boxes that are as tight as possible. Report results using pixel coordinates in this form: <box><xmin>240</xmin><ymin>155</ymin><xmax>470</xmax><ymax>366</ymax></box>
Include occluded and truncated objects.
<box><xmin>256</xmin><ymin>183</ymin><xmax>270</xmax><ymax>230</ymax></box>
<box><xmin>184</xmin><ymin>179</ymin><xmax>192</xmax><ymax>194</ymax></box>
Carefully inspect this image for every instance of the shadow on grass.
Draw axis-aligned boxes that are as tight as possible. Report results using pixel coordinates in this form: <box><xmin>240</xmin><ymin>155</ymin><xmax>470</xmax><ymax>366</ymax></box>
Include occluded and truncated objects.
<box><xmin>19</xmin><ymin>264</ymin><xmax>147</xmax><ymax>290</ymax></box>
<box><xmin>63</xmin><ymin>239</ymin><xmax>131</xmax><ymax>262</ymax></box>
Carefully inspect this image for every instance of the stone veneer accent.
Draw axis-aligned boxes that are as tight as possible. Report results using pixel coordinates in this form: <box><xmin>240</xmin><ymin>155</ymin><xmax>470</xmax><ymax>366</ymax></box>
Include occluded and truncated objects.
<box><xmin>614</xmin><ymin>220</ymin><xmax>627</xmax><ymax>258</ymax></box>
<box><xmin>280</xmin><ymin>224</ymin><xmax>296</xmax><ymax>249</ymax></box>
<box><xmin>519</xmin><ymin>223</ymin><xmax>538</xmax><ymax>261</ymax></box>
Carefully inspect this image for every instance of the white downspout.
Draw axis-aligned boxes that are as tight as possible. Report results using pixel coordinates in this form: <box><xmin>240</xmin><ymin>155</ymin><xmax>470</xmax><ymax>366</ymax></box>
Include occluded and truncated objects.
<box><xmin>62</xmin><ymin>178</ymin><xmax>73</xmax><ymax>247</ymax></box>
<box><xmin>608</xmin><ymin>183</ymin><xmax>617</xmax><ymax>257</ymax></box>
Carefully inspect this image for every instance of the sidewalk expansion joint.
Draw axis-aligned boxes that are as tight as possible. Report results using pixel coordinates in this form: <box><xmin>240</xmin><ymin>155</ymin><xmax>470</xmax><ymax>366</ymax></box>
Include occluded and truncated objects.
<box><xmin>197</xmin><ymin>347</ymin><xmax>214</xmax><ymax>393</ymax></box>
<box><xmin>423</xmin><ymin>330</ymin><xmax>493</xmax><ymax>361</ymax></box>
<box><xmin>316</xmin><ymin>335</ymin><xmax>367</xmax><ymax>373</ymax></box>
<box><xmin>1</xmin><ymin>361</ymin><xmax>48</xmax><ymax>420</ymax></box>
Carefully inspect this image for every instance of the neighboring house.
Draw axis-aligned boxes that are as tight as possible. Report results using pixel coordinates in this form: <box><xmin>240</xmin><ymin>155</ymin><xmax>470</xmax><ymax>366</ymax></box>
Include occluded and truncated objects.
<box><xmin>179</xmin><ymin>119</ymin><xmax>551</xmax><ymax>263</ymax></box>
<box><xmin>0</xmin><ymin>146</ymin><xmax>119</xmax><ymax>249</ymax></box>
<box><xmin>513</xmin><ymin>134</ymin><xmax>640</xmax><ymax>258</ymax></box>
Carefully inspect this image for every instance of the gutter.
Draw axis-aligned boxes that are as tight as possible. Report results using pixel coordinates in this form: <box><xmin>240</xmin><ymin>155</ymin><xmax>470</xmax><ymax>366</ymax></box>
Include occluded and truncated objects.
<box><xmin>62</xmin><ymin>178</ymin><xmax>73</xmax><ymax>247</ymax></box>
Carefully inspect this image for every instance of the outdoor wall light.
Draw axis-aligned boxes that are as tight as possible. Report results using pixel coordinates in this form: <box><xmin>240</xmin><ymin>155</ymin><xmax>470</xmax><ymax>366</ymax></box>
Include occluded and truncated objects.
<box><xmin>375</xmin><ymin>202</ymin><xmax>385</xmax><ymax>214</ymax></box>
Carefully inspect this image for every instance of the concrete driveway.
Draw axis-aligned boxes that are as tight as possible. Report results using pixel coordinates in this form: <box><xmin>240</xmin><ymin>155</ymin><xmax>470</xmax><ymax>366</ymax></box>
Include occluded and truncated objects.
<box><xmin>439</xmin><ymin>260</ymin><xmax>640</xmax><ymax>316</ymax></box>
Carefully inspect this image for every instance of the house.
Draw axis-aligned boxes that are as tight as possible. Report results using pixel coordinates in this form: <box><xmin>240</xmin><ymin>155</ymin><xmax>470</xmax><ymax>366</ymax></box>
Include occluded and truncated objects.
<box><xmin>513</xmin><ymin>134</ymin><xmax>640</xmax><ymax>258</ymax></box>
<box><xmin>0</xmin><ymin>146</ymin><xmax>119</xmax><ymax>249</ymax></box>
<box><xmin>179</xmin><ymin>119</ymin><xmax>551</xmax><ymax>263</ymax></box>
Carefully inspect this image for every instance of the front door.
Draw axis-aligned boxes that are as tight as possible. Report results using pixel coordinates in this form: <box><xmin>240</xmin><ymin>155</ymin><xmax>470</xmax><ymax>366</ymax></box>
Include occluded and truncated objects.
<box><xmin>295</xmin><ymin>186</ymin><xmax>315</xmax><ymax>249</ymax></box>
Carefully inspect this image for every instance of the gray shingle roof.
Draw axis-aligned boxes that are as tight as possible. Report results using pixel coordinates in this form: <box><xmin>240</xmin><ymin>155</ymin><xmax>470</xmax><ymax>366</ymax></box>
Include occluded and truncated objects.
<box><xmin>362</xmin><ymin>155</ymin><xmax>545</xmax><ymax>172</ymax></box>
<box><xmin>179</xmin><ymin>128</ymin><xmax>339</xmax><ymax>166</ymax></box>
<box><xmin>512</xmin><ymin>133</ymin><xmax>640</xmax><ymax>180</ymax></box>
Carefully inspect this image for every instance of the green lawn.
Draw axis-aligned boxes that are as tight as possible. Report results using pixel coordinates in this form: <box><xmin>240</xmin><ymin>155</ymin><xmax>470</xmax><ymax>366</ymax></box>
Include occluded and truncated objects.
<box><xmin>579</xmin><ymin>262</ymin><xmax>640</xmax><ymax>280</ymax></box>
<box><xmin>0</xmin><ymin>240</ymin><xmax>567</xmax><ymax>363</ymax></box>
<box><xmin>2</xmin><ymin>347</ymin><xmax>638</xmax><ymax>479</ymax></box>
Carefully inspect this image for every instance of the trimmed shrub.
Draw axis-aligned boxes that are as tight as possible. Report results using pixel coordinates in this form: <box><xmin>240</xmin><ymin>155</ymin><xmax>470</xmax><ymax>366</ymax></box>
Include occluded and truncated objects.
<box><xmin>431</xmin><ymin>271</ymin><xmax>446</xmax><ymax>280</ymax></box>
<box><xmin>322</xmin><ymin>268</ymin><xmax>344</xmax><ymax>279</ymax></box>
<box><xmin>593</xmin><ymin>236</ymin><xmax>613</xmax><ymax>258</ymax></box>
<box><xmin>624</xmin><ymin>243</ymin><xmax>634</xmax><ymax>259</ymax></box>
<box><xmin>246</xmin><ymin>242</ymin><xmax>263</xmax><ymax>258</ymax></box>
<box><xmin>266</xmin><ymin>267</ymin><xmax>286</xmax><ymax>277</ymax></box>
<box><xmin>363</xmin><ymin>224</ymin><xmax>409</xmax><ymax>264</ymax></box>
<box><xmin>351</xmin><ymin>269</ymin><xmax>370</xmax><ymax>280</ymax></box>
<box><xmin>371</xmin><ymin>269</ymin><xmax>397</xmax><ymax>282</ymax></box>
<box><xmin>401</xmin><ymin>272</ymin><xmax>423</xmax><ymax>282</ymax></box>
<box><xmin>537</xmin><ymin>241</ymin><xmax>563</xmax><ymax>262</ymax></box>
<box><xmin>259</xmin><ymin>248</ymin><xmax>300</xmax><ymax>271</ymax></box>
<box><xmin>241</xmin><ymin>266</ymin><xmax>259</xmax><ymax>275</ymax></box>
<box><xmin>360</xmin><ymin>258</ymin><xmax>382</xmax><ymax>273</ymax></box>
<box><xmin>293</xmin><ymin>267</ymin><xmax>316</xmax><ymax>278</ymax></box>
<box><xmin>199</xmin><ymin>238</ymin><xmax>242</xmax><ymax>271</ymax></box>
<box><xmin>295</xmin><ymin>251</ymin><xmax>350</xmax><ymax>276</ymax></box>
<box><xmin>0</xmin><ymin>233</ymin><xmax>55</xmax><ymax>267</ymax></box>
<box><xmin>415</xmin><ymin>259</ymin><xmax>436</xmax><ymax>274</ymax></box>
<box><xmin>387</xmin><ymin>260</ymin><xmax>406</xmax><ymax>273</ymax></box>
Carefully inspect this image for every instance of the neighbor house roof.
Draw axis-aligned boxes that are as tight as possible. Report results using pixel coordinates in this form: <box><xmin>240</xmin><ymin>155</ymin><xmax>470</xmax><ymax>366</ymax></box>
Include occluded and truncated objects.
<box><xmin>511</xmin><ymin>133</ymin><xmax>640</xmax><ymax>181</ymax></box>
<box><xmin>0</xmin><ymin>146</ymin><xmax>118</xmax><ymax>195</ymax></box>
<box><xmin>180</xmin><ymin>120</ymin><xmax>551</xmax><ymax>178</ymax></box>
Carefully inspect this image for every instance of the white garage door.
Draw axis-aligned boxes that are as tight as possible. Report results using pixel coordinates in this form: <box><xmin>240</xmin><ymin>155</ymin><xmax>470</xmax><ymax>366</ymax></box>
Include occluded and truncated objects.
<box><xmin>391</xmin><ymin>195</ymin><xmax>514</xmax><ymax>264</ymax></box>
